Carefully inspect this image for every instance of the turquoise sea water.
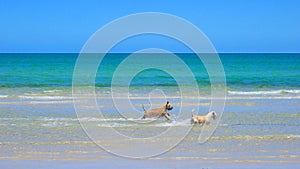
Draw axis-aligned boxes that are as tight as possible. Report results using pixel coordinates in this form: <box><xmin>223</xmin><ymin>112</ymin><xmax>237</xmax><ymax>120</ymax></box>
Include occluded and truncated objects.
<box><xmin>0</xmin><ymin>53</ymin><xmax>299</xmax><ymax>96</ymax></box>
<box><xmin>0</xmin><ymin>53</ymin><xmax>299</xmax><ymax>168</ymax></box>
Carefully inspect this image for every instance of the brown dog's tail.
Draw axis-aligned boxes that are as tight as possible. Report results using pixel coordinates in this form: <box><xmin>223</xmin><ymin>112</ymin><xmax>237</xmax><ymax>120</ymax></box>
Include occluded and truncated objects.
<box><xmin>141</xmin><ymin>104</ymin><xmax>146</xmax><ymax>119</ymax></box>
<box><xmin>141</xmin><ymin>104</ymin><xmax>146</xmax><ymax>111</ymax></box>
<box><xmin>191</xmin><ymin>109</ymin><xmax>195</xmax><ymax>117</ymax></box>
<box><xmin>191</xmin><ymin>109</ymin><xmax>195</xmax><ymax>124</ymax></box>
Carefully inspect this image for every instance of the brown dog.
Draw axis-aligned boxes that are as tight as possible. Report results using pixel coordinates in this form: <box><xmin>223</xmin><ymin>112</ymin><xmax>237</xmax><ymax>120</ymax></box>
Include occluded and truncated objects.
<box><xmin>141</xmin><ymin>101</ymin><xmax>173</xmax><ymax>120</ymax></box>
<box><xmin>191</xmin><ymin>111</ymin><xmax>217</xmax><ymax>125</ymax></box>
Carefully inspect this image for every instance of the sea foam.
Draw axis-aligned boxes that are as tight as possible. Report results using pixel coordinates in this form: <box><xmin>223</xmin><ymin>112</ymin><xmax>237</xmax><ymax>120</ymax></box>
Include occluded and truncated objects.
<box><xmin>228</xmin><ymin>90</ymin><xmax>300</xmax><ymax>95</ymax></box>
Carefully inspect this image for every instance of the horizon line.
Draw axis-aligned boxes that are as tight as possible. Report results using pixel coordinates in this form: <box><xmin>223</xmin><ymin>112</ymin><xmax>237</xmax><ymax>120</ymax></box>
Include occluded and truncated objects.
<box><xmin>1</xmin><ymin>52</ymin><xmax>300</xmax><ymax>54</ymax></box>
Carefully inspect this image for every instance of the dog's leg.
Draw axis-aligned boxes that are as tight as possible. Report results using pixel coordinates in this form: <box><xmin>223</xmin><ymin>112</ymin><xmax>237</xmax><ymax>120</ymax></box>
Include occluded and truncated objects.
<box><xmin>142</xmin><ymin>115</ymin><xmax>146</xmax><ymax>119</ymax></box>
<box><xmin>163</xmin><ymin>114</ymin><xmax>171</xmax><ymax>120</ymax></box>
<box><xmin>164</xmin><ymin>115</ymin><xmax>170</xmax><ymax>120</ymax></box>
<box><xmin>141</xmin><ymin>104</ymin><xmax>147</xmax><ymax>119</ymax></box>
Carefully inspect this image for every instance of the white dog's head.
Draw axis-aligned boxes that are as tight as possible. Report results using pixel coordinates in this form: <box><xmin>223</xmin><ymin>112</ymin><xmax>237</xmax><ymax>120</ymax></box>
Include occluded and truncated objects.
<box><xmin>209</xmin><ymin>111</ymin><xmax>217</xmax><ymax>120</ymax></box>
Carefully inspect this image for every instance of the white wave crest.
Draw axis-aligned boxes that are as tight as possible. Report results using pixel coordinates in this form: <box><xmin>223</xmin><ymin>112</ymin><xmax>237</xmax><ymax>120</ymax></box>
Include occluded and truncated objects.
<box><xmin>0</xmin><ymin>95</ymin><xmax>8</xmax><ymax>98</ymax></box>
<box><xmin>228</xmin><ymin>90</ymin><xmax>300</xmax><ymax>95</ymax></box>
<box><xmin>43</xmin><ymin>90</ymin><xmax>62</xmax><ymax>93</ymax></box>
<box><xmin>19</xmin><ymin>95</ymin><xmax>72</xmax><ymax>100</ymax></box>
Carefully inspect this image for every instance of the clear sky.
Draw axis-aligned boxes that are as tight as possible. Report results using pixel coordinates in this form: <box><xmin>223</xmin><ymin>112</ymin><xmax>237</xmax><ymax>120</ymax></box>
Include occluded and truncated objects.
<box><xmin>1</xmin><ymin>0</ymin><xmax>299</xmax><ymax>53</ymax></box>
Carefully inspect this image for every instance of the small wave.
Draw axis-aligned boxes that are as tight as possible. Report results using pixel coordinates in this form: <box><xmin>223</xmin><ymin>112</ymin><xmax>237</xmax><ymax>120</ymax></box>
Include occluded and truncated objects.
<box><xmin>19</xmin><ymin>95</ymin><xmax>72</xmax><ymax>100</ymax></box>
<box><xmin>212</xmin><ymin>134</ymin><xmax>300</xmax><ymax>141</ymax></box>
<box><xmin>40</xmin><ymin>117</ymin><xmax>77</xmax><ymax>121</ymax></box>
<box><xmin>0</xmin><ymin>123</ymin><xmax>16</xmax><ymax>126</ymax></box>
<box><xmin>117</xmin><ymin>96</ymin><xmax>181</xmax><ymax>99</ymax></box>
<box><xmin>27</xmin><ymin>100</ymin><xmax>73</xmax><ymax>104</ymax></box>
<box><xmin>40</xmin><ymin>117</ymin><xmax>146</xmax><ymax>122</ymax></box>
<box><xmin>43</xmin><ymin>90</ymin><xmax>62</xmax><ymax>93</ymax></box>
<box><xmin>41</xmin><ymin>122</ymin><xmax>71</xmax><ymax>127</ymax></box>
<box><xmin>0</xmin><ymin>117</ymin><xmax>142</xmax><ymax>122</ymax></box>
<box><xmin>94</xmin><ymin>119</ymin><xmax>192</xmax><ymax>127</ymax></box>
<box><xmin>228</xmin><ymin>90</ymin><xmax>300</xmax><ymax>95</ymax></box>
<box><xmin>0</xmin><ymin>95</ymin><xmax>8</xmax><ymax>98</ymax></box>
<box><xmin>154</xmin><ymin>119</ymin><xmax>191</xmax><ymax>127</ymax></box>
<box><xmin>96</xmin><ymin>123</ymin><xmax>134</xmax><ymax>127</ymax></box>
<box><xmin>79</xmin><ymin>117</ymin><xmax>127</xmax><ymax>122</ymax></box>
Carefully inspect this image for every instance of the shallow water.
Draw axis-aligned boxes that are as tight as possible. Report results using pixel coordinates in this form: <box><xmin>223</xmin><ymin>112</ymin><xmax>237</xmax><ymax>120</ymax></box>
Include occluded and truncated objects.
<box><xmin>0</xmin><ymin>95</ymin><xmax>299</xmax><ymax>166</ymax></box>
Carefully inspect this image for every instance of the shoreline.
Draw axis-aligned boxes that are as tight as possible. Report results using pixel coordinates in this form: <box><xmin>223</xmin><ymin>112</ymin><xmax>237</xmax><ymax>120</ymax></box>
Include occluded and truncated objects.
<box><xmin>0</xmin><ymin>157</ymin><xmax>299</xmax><ymax>169</ymax></box>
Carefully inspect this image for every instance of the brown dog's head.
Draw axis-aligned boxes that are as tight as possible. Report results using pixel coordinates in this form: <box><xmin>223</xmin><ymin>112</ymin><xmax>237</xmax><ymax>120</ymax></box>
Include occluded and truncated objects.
<box><xmin>211</xmin><ymin>111</ymin><xmax>217</xmax><ymax>120</ymax></box>
<box><xmin>165</xmin><ymin>101</ymin><xmax>173</xmax><ymax>111</ymax></box>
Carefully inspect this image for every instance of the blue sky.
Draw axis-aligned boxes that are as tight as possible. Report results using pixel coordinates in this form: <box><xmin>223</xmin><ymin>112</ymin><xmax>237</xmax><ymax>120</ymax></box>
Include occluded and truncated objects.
<box><xmin>1</xmin><ymin>0</ymin><xmax>299</xmax><ymax>53</ymax></box>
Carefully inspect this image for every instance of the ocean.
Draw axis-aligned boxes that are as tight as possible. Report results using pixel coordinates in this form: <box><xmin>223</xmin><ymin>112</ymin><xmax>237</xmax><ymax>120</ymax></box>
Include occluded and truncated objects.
<box><xmin>0</xmin><ymin>53</ymin><xmax>299</xmax><ymax>168</ymax></box>
<box><xmin>1</xmin><ymin>53</ymin><xmax>299</xmax><ymax>95</ymax></box>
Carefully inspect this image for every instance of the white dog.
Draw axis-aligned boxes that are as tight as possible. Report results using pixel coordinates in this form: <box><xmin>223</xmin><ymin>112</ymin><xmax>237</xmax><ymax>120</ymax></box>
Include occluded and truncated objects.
<box><xmin>191</xmin><ymin>111</ymin><xmax>217</xmax><ymax>125</ymax></box>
